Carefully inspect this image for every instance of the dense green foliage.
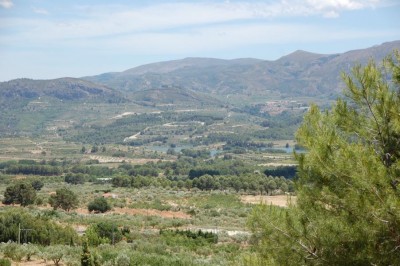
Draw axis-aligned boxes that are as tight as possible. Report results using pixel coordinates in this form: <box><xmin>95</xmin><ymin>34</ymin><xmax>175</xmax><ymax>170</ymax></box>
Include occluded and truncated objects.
<box><xmin>0</xmin><ymin>258</ymin><xmax>11</xmax><ymax>266</ymax></box>
<box><xmin>0</xmin><ymin>209</ymin><xmax>78</xmax><ymax>245</ymax></box>
<box><xmin>49</xmin><ymin>188</ymin><xmax>78</xmax><ymax>211</ymax></box>
<box><xmin>249</xmin><ymin>52</ymin><xmax>400</xmax><ymax>265</ymax></box>
<box><xmin>30</xmin><ymin>179</ymin><xmax>44</xmax><ymax>191</ymax></box>
<box><xmin>88</xmin><ymin>197</ymin><xmax>111</xmax><ymax>213</ymax></box>
<box><xmin>64</xmin><ymin>173</ymin><xmax>85</xmax><ymax>185</ymax></box>
<box><xmin>160</xmin><ymin>229</ymin><xmax>218</xmax><ymax>244</ymax></box>
<box><xmin>86</xmin><ymin>222</ymin><xmax>123</xmax><ymax>246</ymax></box>
<box><xmin>111</xmin><ymin>173</ymin><xmax>293</xmax><ymax>193</ymax></box>
<box><xmin>2</xmin><ymin>182</ymin><xmax>36</xmax><ymax>206</ymax></box>
<box><xmin>264</xmin><ymin>166</ymin><xmax>297</xmax><ymax>179</ymax></box>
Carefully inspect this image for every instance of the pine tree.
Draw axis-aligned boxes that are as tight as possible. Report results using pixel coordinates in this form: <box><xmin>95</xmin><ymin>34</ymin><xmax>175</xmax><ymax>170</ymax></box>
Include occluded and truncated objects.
<box><xmin>249</xmin><ymin>51</ymin><xmax>400</xmax><ymax>265</ymax></box>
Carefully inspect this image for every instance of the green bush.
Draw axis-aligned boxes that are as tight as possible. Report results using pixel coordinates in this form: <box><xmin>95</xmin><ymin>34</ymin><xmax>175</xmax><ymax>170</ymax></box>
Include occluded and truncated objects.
<box><xmin>0</xmin><ymin>209</ymin><xmax>78</xmax><ymax>245</ymax></box>
<box><xmin>86</xmin><ymin>222</ymin><xmax>122</xmax><ymax>246</ymax></box>
<box><xmin>0</xmin><ymin>258</ymin><xmax>11</xmax><ymax>266</ymax></box>
<box><xmin>88</xmin><ymin>197</ymin><xmax>111</xmax><ymax>213</ymax></box>
<box><xmin>2</xmin><ymin>242</ymin><xmax>24</xmax><ymax>261</ymax></box>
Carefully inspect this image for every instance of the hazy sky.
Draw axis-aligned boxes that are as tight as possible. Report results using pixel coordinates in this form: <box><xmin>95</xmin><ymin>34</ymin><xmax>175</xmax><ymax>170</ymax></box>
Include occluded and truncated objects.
<box><xmin>0</xmin><ymin>0</ymin><xmax>399</xmax><ymax>81</ymax></box>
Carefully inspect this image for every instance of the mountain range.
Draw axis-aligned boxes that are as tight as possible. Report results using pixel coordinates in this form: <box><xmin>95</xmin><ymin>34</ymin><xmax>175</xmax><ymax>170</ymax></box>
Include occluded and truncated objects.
<box><xmin>83</xmin><ymin>40</ymin><xmax>400</xmax><ymax>98</ymax></box>
<box><xmin>1</xmin><ymin>40</ymin><xmax>399</xmax><ymax>105</ymax></box>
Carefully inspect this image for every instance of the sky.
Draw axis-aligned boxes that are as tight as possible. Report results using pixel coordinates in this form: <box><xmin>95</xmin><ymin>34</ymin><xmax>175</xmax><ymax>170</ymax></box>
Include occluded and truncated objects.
<box><xmin>0</xmin><ymin>0</ymin><xmax>399</xmax><ymax>81</ymax></box>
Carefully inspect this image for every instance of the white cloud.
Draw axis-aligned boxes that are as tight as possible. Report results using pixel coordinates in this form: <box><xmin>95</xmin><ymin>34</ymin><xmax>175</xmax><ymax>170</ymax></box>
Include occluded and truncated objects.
<box><xmin>32</xmin><ymin>7</ymin><xmax>49</xmax><ymax>15</ymax></box>
<box><xmin>0</xmin><ymin>0</ymin><xmax>13</xmax><ymax>9</ymax></box>
<box><xmin>323</xmin><ymin>10</ymin><xmax>340</xmax><ymax>18</ymax></box>
<box><xmin>305</xmin><ymin>0</ymin><xmax>382</xmax><ymax>17</ymax></box>
<box><xmin>1</xmin><ymin>1</ymin><xmax>394</xmax><ymax>46</ymax></box>
<box><xmin>5</xmin><ymin>0</ymin><xmax>386</xmax><ymax>42</ymax></box>
<box><xmin>0</xmin><ymin>1</ymin><xmax>397</xmax><ymax>71</ymax></box>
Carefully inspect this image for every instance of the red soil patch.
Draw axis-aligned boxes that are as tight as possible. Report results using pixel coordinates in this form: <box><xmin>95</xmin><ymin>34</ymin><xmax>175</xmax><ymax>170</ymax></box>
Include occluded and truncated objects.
<box><xmin>74</xmin><ymin>207</ymin><xmax>191</xmax><ymax>219</ymax></box>
<box><xmin>113</xmin><ymin>207</ymin><xmax>191</xmax><ymax>219</ymax></box>
<box><xmin>11</xmin><ymin>259</ymin><xmax>50</xmax><ymax>266</ymax></box>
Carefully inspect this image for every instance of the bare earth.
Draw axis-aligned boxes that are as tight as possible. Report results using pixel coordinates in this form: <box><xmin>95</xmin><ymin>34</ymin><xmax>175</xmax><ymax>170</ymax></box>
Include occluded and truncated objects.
<box><xmin>240</xmin><ymin>195</ymin><xmax>296</xmax><ymax>207</ymax></box>
<box><xmin>11</xmin><ymin>260</ymin><xmax>51</xmax><ymax>266</ymax></box>
<box><xmin>74</xmin><ymin>207</ymin><xmax>191</xmax><ymax>219</ymax></box>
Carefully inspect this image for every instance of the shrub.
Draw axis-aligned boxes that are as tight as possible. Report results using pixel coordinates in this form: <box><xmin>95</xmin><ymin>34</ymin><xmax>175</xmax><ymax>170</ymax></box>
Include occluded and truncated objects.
<box><xmin>88</xmin><ymin>197</ymin><xmax>111</xmax><ymax>213</ymax></box>
<box><xmin>0</xmin><ymin>209</ymin><xmax>78</xmax><ymax>245</ymax></box>
<box><xmin>31</xmin><ymin>179</ymin><xmax>44</xmax><ymax>190</ymax></box>
<box><xmin>86</xmin><ymin>222</ymin><xmax>122</xmax><ymax>246</ymax></box>
<box><xmin>3</xmin><ymin>242</ymin><xmax>24</xmax><ymax>261</ymax></box>
<box><xmin>0</xmin><ymin>258</ymin><xmax>11</xmax><ymax>266</ymax></box>
<box><xmin>64</xmin><ymin>173</ymin><xmax>85</xmax><ymax>185</ymax></box>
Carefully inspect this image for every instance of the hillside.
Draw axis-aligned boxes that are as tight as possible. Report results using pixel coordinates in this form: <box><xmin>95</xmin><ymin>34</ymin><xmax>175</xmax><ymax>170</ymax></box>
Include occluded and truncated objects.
<box><xmin>0</xmin><ymin>77</ymin><xmax>123</xmax><ymax>103</ymax></box>
<box><xmin>84</xmin><ymin>40</ymin><xmax>400</xmax><ymax>97</ymax></box>
<box><xmin>0</xmin><ymin>77</ymin><xmax>125</xmax><ymax>136</ymax></box>
<box><xmin>131</xmin><ymin>86</ymin><xmax>222</xmax><ymax>106</ymax></box>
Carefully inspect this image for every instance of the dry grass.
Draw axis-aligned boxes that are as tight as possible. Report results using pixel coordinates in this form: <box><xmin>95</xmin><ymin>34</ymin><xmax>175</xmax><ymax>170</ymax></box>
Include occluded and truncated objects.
<box><xmin>240</xmin><ymin>195</ymin><xmax>296</xmax><ymax>207</ymax></box>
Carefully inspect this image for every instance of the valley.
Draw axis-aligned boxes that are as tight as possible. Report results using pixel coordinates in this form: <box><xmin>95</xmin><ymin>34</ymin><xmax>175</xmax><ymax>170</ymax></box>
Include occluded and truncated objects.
<box><xmin>0</xmin><ymin>41</ymin><xmax>399</xmax><ymax>265</ymax></box>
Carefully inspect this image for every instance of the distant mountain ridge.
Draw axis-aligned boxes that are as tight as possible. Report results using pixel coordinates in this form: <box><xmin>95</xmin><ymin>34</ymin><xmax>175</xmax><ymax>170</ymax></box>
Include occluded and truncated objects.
<box><xmin>1</xmin><ymin>41</ymin><xmax>399</xmax><ymax>105</ymax></box>
<box><xmin>84</xmin><ymin>40</ymin><xmax>400</xmax><ymax>97</ymax></box>
<box><xmin>0</xmin><ymin>77</ymin><xmax>124</xmax><ymax>103</ymax></box>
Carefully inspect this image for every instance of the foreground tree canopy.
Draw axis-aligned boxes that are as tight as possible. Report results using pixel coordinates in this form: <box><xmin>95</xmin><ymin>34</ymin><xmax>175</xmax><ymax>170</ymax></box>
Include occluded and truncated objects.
<box><xmin>249</xmin><ymin>51</ymin><xmax>400</xmax><ymax>265</ymax></box>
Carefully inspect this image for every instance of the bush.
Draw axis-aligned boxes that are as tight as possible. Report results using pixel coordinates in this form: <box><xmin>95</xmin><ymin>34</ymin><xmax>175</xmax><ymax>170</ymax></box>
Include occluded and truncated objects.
<box><xmin>3</xmin><ymin>242</ymin><xmax>24</xmax><ymax>261</ymax></box>
<box><xmin>86</xmin><ymin>222</ymin><xmax>122</xmax><ymax>246</ymax></box>
<box><xmin>88</xmin><ymin>197</ymin><xmax>111</xmax><ymax>213</ymax></box>
<box><xmin>0</xmin><ymin>258</ymin><xmax>11</xmax><ymax>266</ymax></box>
<box><xmin>64</xmin><ymin>173</ymin><xmax>85</xmax><ymax>185</ymax></box>
<box><xmin>0</xmin><ymin>209</ymin><xmax>78</xmax><ymax>245</ymax></box>
<box><xmin>31</xmin><ymin>180</ymin><xmax>44</xmax><ymax>191</ymax></box>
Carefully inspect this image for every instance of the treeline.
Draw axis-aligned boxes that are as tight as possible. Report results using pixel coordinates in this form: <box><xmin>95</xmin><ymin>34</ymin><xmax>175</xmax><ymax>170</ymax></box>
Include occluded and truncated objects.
<box><xmin>193</xmin><ymin>133</ymin><xmax>274</xmax><ymax>150</ymax></box>
<box><xmin>264</xmin><ymin>166</ymin><xmax>297</xmax><ymax>179</ymax></box>
<box><xmin>111</xmin><ymin>174</ymin><xmax>294</xmax><ymax>194</ymax></box>
<box><xmin>0</xmin><ymin>158</ymin><xmax>296</xmax><ymax>193</ymax></box>
<box><xmin>5</xmin><ymin>164</ymin><xmax>62</xmax><ymax>176</ymax></box>
<box><xmin>126</xmin><ymin>136</ymin><xmax>168</xmax><ymax>146</ymax></box>
<box><xmin>0</xmin><ymin>160</ymin><xmax>115</xmax><ymax>178</ymax></box>
<box><xmin>116</xmin><ymin>158</ymin><xmax>257</xmax><ymax>178</ymax></box>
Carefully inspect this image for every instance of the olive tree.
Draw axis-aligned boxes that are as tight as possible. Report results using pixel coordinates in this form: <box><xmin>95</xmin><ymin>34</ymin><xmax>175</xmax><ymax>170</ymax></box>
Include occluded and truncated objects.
<box><xmin>49</xmin><ymin>188</ymin><xmax>78</xmax><ymax>212</ymax></box>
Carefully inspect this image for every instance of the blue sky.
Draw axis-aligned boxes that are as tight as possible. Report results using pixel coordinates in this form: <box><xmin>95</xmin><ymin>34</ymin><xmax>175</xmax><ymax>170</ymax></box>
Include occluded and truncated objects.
<box><xmin>0</xmin><ymin>0</ymin><xmax>399</xmax><ymax>81</ymax></box>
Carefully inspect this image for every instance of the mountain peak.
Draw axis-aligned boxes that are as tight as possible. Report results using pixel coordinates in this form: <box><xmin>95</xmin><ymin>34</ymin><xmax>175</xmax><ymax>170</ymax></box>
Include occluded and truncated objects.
<box><xmin>277</xmin><ymin>50</ymin><xmax>326</xmax><ymax>63</ymax></box>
